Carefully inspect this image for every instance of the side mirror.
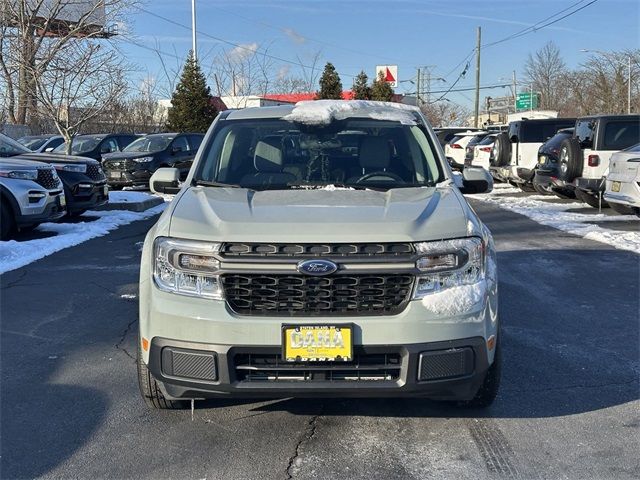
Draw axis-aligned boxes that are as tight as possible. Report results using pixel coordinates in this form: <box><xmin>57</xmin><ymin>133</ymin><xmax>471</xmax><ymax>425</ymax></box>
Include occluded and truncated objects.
<box><xmin>100</xmin><ymin>146</ymin><xmax>113</xmax><ymax>154</ymax></box>
<box><xmin>150</xmin><ymin>167</ymin><xmax>181</xmax><ymax>194</ymax></box>
<box><xmin>459</xmin><ymin>166</ymin><xmax>493</xmax><ymax>194</ymax></box>
<box><xmin>171</xmin><ymin>145</ymin><xmax>183</xmax><ymax>154</ymax></box>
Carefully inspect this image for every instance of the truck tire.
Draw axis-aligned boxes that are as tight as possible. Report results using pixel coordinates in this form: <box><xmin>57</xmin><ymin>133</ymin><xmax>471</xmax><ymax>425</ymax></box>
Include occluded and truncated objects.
<box><xmin>137</xmin><ymin>339</ymin><xmax>187</xmax><ymax>410</ymax></box>
<box><xmin>609</xmin><ymin>202</ymin><xmax>634</xmax><ymax>215</ymax></box>
<box><xmin>558</xmin><ymin>138</ymin><xmax>583</xmax><ymax>182</ymax></box>
<box><xmin>1</xmin><ymin>202</ymin><xmax>15</xmax><ymax>240</ymax></box>
<box><xmin>491</xmin><ymin>133</ymin><xmax>511</xmax><ymax>167</ymax></box>
<box><xmin>461</xmin><ymin>333</ymin><xmax>501</xmax><ymax>408</ymax></box>
<box><xmin>575</xmin><ymin>188</ymin><xmax>609</xmax><ymax>209</ymax></box>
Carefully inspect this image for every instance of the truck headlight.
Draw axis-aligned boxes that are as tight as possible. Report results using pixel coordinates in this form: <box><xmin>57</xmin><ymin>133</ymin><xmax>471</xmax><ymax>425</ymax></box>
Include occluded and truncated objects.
<box><xmin>413</xmin><ymin>237</ymin><xmax>484</xmax><ymax>298</ymax></box>
<box><xmin>153</xmin><ymin>237</ymin><xmax>223</xmax><ymax>299</ymax></box>
<box><xmin>54</xmin><ymin>164</ymin><xmax>87</xmax><ymax>173</ymax></box>
<box><xmin>0</xmin><ymin>169</ymin><xmax>38</xmax><ymax>180</ymax></box>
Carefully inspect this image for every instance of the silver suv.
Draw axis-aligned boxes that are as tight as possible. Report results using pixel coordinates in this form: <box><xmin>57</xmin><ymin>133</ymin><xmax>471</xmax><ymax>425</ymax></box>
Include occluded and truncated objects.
<box><xmin>138</xmin><ymin>101</ymin><xmax>500</xmax><ymax>409</ymax></box>
<box><xmin>0</xmin><ymin>158</ymin><xmax>66</xmax><ymax>239</ymax></box>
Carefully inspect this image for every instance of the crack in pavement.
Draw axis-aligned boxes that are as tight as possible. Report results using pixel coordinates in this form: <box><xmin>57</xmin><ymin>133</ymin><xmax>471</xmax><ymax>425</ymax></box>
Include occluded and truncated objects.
<box><xmin>1</xmin><ymin>270</ymin><xmax>29</xmax><ymax>290</ymax></box>
<box><xmin>115</xmin><ymin>318</ymin><xmax>138</xmax><ymax>362</ymax></box>
<box><xmin>285</xmin><ymin>408</ymin><xmax>322</xmax><ymax>479</ymax></box>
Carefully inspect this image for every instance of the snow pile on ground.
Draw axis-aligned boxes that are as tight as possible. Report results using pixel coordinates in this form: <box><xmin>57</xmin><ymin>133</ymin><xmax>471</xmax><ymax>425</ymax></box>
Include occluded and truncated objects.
<box><xmin>471</xmin><ymin>184</ymin><xmax>640</xmax><ymax>254</ymax></box>
<box><xmin>108</xmin><ymin>190</ymin><xmax>157</xmax><ymax>203</ymax></box>
<box><xmin>282</xmin><ymin>100</ymin><xmax>419</xmax><ymax>125</ymax></box>
<box><xmin>0</xmin><ymin>203</ymin><xmax>166</xmax><ymax>274</ymax></box>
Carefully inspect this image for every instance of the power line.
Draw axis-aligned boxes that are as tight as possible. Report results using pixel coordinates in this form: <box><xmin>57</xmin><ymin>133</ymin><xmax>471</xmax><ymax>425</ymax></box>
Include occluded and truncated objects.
<box><xmin>133</xmin><ymin>6</ymin><xmax>357</xmax><ymax>79</ymax></box>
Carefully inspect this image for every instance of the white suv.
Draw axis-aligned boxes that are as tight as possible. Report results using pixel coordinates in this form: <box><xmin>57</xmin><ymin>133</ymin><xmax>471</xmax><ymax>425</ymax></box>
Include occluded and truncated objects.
<box><xmin>138</xmin><ymin>101</ymin><xmax>500</xmax><ymax>410</ymax></box>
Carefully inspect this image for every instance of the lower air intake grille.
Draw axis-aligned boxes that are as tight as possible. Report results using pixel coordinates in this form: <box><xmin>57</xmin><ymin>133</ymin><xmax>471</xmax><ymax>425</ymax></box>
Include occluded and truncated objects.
<box><xmin>418</xmin><ymin>348</ymin><xmax>474</xmax><ymax>381</ymax></box>
<box><xmin>222</xmin><ymin>273</ymin><xmax>414</xmax><ymax>316</ymax></box>
<box><xmin>235</xmin><ymin>351</ymin><xmax>401</xmax><ymax>382</ymax></box>
<box><xmin>161</xmin><ymin>347</ymin><xmax>217</xmax><ymax>381</ymax></box>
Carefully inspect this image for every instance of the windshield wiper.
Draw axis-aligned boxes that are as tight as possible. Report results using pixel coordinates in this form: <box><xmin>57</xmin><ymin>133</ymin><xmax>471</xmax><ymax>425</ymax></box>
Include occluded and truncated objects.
<box><xmin>193</xmin><ymin>179</ymin><xmax>243</xmax><ymax>188</ymax></box>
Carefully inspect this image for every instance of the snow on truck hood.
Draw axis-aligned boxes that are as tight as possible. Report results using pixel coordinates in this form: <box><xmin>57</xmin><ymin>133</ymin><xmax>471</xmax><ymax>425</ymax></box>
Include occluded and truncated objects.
<box><xmin>167</xmin><ymin>185</ymin><xmax>472</xmax><ymax>243</ymax></box>
<box><xmin>282</xmin><ymin>100</ymin><xmax>420</xmax><ymax>126</ymax></box>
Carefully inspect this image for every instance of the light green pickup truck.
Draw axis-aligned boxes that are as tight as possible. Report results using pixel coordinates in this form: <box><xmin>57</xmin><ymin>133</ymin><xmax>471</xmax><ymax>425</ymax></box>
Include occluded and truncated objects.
<box><xmin>137</xmin><ymin>100</ymin><xmax>500</xmax><ymax>409</ymax></box>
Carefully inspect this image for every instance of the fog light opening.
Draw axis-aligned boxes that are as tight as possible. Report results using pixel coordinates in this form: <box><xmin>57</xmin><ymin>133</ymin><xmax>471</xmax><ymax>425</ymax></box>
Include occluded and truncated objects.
<box><xmin>141</xmin><ymin>337</ymin><xmax>149</xmax><ymax>351</ymax></box>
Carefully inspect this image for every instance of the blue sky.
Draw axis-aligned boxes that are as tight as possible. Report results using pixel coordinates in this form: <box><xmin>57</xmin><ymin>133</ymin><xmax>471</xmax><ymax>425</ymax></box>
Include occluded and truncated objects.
<box><xmin>121</xmin><ymin>0</ymin><xmax>638</xmax><ymax>107</ymax></box>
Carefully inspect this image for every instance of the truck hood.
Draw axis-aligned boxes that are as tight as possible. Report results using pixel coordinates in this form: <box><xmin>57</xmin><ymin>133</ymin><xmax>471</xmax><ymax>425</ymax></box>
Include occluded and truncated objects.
<box><xmin>102</xmin><ymin>151</ymin><xmax>155</xmax><ymax>161</ymax></box>
<box><xmin>167</xmin><ymin>185</ymin><xmax>472</xmax><ymax>243</ymax></box>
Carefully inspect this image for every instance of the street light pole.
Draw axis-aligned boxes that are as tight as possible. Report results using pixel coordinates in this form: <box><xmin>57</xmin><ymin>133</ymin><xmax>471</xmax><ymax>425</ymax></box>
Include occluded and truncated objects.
<box><xmin>191</xmin><ymin>0</ymin><xmax>198</xmax><ymax>61</ymax></box>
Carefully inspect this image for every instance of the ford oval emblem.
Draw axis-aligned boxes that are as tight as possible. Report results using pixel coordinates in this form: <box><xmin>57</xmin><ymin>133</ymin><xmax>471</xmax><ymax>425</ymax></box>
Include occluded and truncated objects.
<box><xmin>297</xmin><ymin>259</ymin><xmax>338</xmax><ymax>276</ymax></box>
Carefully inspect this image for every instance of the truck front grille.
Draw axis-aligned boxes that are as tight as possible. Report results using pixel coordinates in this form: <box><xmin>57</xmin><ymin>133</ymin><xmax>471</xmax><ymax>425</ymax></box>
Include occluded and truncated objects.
<box><xmin>222</xmin><ymin>273</ymin><xmax>414</xmax><ymax>316</ymax></box>
<box><xmin>103</xmin><ymin>159</ymin><xmax>135</xmax><ymax>171</ymax></box>
<box><xmin>221</xmin><ymin>242</ymin><xmax>414</xmax><ymax>257</ymax></box>
<box><xmin>86</xmin><ymin>163</ymin><xmax>106</xmax><ymax>181</ymax></box>
<box><xmin>36</xmin><ymin>167</ymin><xmax>61</xmax><ymax>190</ymax></box>
<box><xmin>234</xmin><ymin>351</ymin><xmax>402</xmax><ymax>382</ymax></box>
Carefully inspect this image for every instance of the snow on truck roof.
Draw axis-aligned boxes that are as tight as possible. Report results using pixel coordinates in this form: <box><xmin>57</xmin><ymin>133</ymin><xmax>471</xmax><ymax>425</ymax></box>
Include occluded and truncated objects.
<box><xmin>225</xmin><ymin>100</ymin><xmax>420</xmax><ymax>125</ymax></box>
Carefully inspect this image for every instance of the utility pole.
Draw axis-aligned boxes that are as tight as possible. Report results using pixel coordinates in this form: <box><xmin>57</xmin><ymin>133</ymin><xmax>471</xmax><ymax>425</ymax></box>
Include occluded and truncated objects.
<box><xmin>474</xmin><ymin>26</ymin><xmax>481</xmax><ymax>128</ymax></box>
<box><xmin>416</xmin><ymin>67</ymin><xmax>421</xmax><ymax>107</ymax></box>
<box><xmin>629</xmin><ymin>54</ymin><xmax>632</xmax><ymax>114</ymax></box>
<box><xmin>512</xmin><ymin>70</ymin><xmax>517</xmax><ymax>114</ymax></box>
<box><xmin>191</xmin><ymin>0</ymin><xmax>198</xmax><ymax>61</ymax></box>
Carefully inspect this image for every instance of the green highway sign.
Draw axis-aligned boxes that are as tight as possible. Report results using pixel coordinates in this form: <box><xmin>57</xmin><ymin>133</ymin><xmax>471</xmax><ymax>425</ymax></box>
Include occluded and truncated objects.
<box><xmin>516</xmin><ymin>92</ymin><xmax>540</xmax><ymax>111</ymax></box>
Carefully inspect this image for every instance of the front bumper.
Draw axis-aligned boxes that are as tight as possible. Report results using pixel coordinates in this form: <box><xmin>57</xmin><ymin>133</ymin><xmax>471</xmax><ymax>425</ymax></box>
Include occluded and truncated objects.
<box><xmin>147</xmin><ymin>336</ymin><xmax>490</xmax><ymax>401</ymax></box>
<box><xmin>15</xmin><ymin>192</ymin><xmax>66</xmax><ymax>226</ymax></box>
<box><xmin>105</xmin><ymin>169</ymin><xmax>151</xmax><ymax>187</ymax></box>
<box><xmin>65</xmin><ymin>182</ymin><xmax>109</xmax><ymax>213</ymax></box>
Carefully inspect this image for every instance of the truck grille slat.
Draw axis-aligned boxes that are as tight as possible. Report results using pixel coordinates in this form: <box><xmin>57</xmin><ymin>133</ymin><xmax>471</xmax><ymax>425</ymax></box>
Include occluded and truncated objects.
<box><xmin>222</xmin><ymin>273</ymin><xmax>414</xmax><ymax>316</ymax></box>
<box><xmin>221</xmin><ymin>242</ymin><xmax>414</xmax><ymax>257</ymax></box>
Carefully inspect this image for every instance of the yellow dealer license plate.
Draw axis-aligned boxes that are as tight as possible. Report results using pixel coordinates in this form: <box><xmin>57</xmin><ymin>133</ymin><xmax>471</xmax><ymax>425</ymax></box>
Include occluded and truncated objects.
<box><xmin>612</xmin><ymin>181</ymin><xmax>621</xmax><ymax>192</ymax></box>
<box><xmin>282</xmin><ymin>325</ymin><xmax>353</xmax><ymax>362</ymax></box>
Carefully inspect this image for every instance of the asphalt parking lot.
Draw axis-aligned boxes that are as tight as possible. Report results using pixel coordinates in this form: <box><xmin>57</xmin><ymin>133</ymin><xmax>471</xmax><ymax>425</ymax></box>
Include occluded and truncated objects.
<box><xmin>1</xmin><ymin>199</ymin><xmax>638</xmax><ymax>480</ymax></box>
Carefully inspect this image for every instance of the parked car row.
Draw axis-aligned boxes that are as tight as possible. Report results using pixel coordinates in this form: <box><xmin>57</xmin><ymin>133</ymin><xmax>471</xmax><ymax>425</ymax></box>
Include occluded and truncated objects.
<box><xmin>445</xmin><ymin>115</ymin><xmax>640</xmax><ymax>215</ymax></box>
<box><xmin>15</xmin><ymin>132</ymin><xmax>204</xmax><ymax>190</ymax></box>
<box><xmin>1</xmin><ymin>133</ymin><xmax>111</xmax><ymax>238</ymax></box>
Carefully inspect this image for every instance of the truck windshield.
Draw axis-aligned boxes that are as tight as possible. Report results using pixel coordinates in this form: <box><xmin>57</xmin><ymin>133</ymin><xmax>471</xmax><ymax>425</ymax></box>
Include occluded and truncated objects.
<box><xmin>194</xmin><ymin>118</ymin><xmax>443</xmax><ymax>190</ymax></box>
<box><xmin>124</xmin><ymin>135</ymin><xmax>173</xmax><ymax>153</ymax></box>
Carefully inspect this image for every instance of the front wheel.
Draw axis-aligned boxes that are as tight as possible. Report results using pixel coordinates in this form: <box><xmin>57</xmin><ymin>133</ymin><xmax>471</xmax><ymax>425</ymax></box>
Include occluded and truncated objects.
<box><xmin>137</xmin><ymin>339</ymin><xmax>187</xmax><ymax>409</ymax></box>
<box><xmin>461</xmin><ymin>335</ymin><xmax>501</xmax><ymax>408</ymax></box>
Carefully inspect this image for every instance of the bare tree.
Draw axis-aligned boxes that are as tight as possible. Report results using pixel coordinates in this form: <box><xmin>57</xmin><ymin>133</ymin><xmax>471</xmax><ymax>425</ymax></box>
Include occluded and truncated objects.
<box><xmin>421</xmin><ymin>101</ymin><xmax>471</xmax><ymax>127</ymax></box>
<box><xmin>0</xmin><ymin>0</ymin><xmax>137</xmax><ymax>127</ymax></box>
<box><xmin>33</xmin><ymin>39</ymin><xmax>128</xmax><ymax>152</ymax></box>
<box><xmin>523</xmin><ymin>41</ymin><xmax>568</xmax><ymax>111</ymax></box>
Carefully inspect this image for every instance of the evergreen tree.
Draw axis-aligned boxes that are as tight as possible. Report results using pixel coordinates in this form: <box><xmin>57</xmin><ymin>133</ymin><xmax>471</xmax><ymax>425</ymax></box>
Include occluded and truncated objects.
<box><xmin>166</xmin><ymin>51</ymin><xmax>217</xmax><ymax>132</ymax></box>
<box><xmin>352</xmin><ymin>70</ymin><xmax>371</xmax><ymax>100</ymax></box>
<box><xmin>370</xmin><ymin>71</ymin><xmax>394</xmax><ymax>102</ymax></box>
<box><xmin>317</xmin><ymin>62</ymin><xmax>343</xmax><ymax>100</ymax></box>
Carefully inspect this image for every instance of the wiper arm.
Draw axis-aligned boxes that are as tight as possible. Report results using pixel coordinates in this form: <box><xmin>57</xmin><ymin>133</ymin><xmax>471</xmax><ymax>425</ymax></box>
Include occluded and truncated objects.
<box><xmin>193</xmin><ymin>179</ymin><xmax>242</xmax><ymax>188</ymax></box>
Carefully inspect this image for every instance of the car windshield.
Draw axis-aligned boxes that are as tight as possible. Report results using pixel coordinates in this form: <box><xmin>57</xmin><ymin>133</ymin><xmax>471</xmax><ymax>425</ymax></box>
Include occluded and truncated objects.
<box><xmin>54</xmin><ymin>136</ymin><xmax>102</xmax><ymax>154</ymax></box>
<box><xmin>194</xmin><ymin>118</ymin><xmax>443</xmax><ymax>190</ymax></box>
<box><xmin>18</xmin><ymin>137</ymin><xmax>47</xmax><ymax>150</ymax></box>
<box><xmin>0</xmin><ymin>135</ymin><xmax>31</xmax><ymax>157</ymax></box>
<box><xmin>124</xmin><ymin>135</ymin><xmax>173</xmax><ymax>153</ymax></box>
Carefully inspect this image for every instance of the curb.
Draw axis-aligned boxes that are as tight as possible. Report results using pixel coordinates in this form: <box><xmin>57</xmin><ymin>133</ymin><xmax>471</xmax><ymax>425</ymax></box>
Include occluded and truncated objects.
<box><xmin>94</xmin><ymin>196</ymin><xmax>164</xmax><ymax>213</ymax></box>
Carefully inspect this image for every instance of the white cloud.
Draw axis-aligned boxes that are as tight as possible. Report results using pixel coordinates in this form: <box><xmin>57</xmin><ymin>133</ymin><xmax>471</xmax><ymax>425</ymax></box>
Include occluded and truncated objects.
<box><xmin>228</xmin><ymin>42</ymin><xmax>259</xmax><ymax>62</ymax></box>
<box><xmin>283</xmin><ymin>28</ymin><xmax>306</xmax><ymax>45</ymax></box>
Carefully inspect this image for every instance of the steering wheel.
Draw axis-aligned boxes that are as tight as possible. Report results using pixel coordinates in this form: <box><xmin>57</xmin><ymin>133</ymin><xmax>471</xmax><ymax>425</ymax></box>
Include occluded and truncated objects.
<box><xmin>355</xmin><ymin>171</ymin><xmax>403</xmax><ymax>183</ymax></box>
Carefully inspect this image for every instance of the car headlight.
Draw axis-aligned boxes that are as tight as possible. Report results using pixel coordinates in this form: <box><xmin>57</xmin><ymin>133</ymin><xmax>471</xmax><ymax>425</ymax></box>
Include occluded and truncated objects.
<box><xmin>153</xmin><ymin>237</ymin><xmax>223</xmax><ymax>299</ymax></box>
<box><xmin>0</xmin><ymin>169</ymin><xmax>38</xmax><ymax>180</ymax></box>
<box><xmin>413</xmin><ymin>237</ymin><xmax>484</xmax><ymax>298</ymax></box>
<box><xmin>133</xmin><ymin>156</ymin><xmax>154</xmax><ymax>163</ymax></box>
<box><xmin>54</xmin><ymin>163</ymin><xmax>87</xmax><ymax>173</ymax></box>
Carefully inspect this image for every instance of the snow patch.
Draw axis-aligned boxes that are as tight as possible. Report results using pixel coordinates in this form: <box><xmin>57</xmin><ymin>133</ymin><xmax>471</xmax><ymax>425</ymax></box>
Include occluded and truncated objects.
<box><xmin>0</xmin><ymin>204</ymin><xmax>166</xmax><ymax>274</ymax></box>
<box><xmin>470</xmin><ymin>184</ymin><xmax>640</xmax><ymax>254</ymax></box>
<box><xmin>282</xmin><ymin>100</ymin><xmax>419</xmax><ymax>125</ymax></box>
<box><xmin>120</xmin><ymin>293</ymin><xmax>137</xmax><ymax>299</ymax></box>
<box><xmin>108</xmin><ymin>190</ymin><xmax>158</xmax><ymax>203</ymax></box>
<box><xmin>421</xmin><ymin>281</ymin><xmax>487</xmax><ymax>317</ymax></box>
